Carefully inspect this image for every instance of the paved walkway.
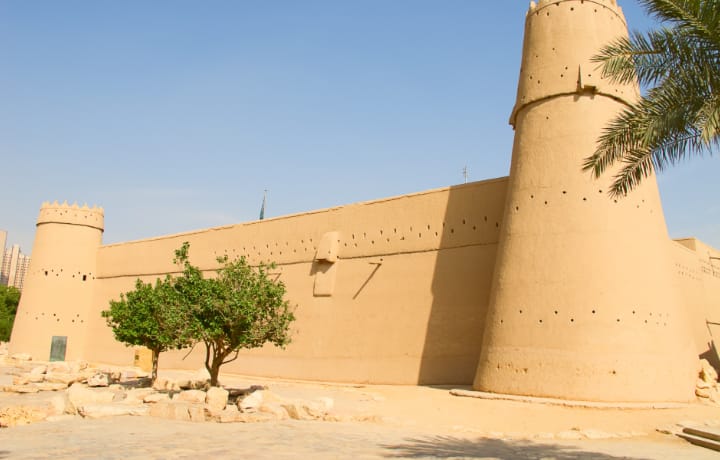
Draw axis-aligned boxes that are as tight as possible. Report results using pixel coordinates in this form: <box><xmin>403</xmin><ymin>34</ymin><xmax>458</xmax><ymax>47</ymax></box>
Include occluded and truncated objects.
<box><xmin>2</xmin><ymin>363</ymin><xmax>720</xmax><ymax>459</ymax></box>
<box><xmin>1</xmin><ymin>415</ymin><xmax>718</xmax><ymax>459</ymax></box>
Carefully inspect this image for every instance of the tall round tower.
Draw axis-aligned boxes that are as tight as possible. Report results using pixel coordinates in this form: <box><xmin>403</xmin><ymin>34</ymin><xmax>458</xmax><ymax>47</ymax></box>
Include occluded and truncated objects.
<box><xmin>9</xmin><ymin>201</ymin><xmax>104</xmax><ymax>361</ymax></box>
<box><xmin>473</xmin><ymin>0</ymin><xmax>697</xmax><ymax>402</ymax></box>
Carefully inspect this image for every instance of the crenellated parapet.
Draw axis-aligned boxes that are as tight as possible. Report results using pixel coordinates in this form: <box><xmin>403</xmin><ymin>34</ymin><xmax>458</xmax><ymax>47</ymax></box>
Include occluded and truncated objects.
<box><xmin>37</xmin><ymin>201</ymin><xmax>104</xmax><ymax>231</ymax></box>
<box><xmin>511</xmin><ymin>0</ymin><xmax>638</xmax><ymax>126</ymax></box>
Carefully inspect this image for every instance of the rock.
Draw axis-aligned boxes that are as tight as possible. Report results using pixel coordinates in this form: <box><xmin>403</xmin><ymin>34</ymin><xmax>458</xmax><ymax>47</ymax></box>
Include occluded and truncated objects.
<box><xmin>143</xmin><ymin>393</ymin><xmax>170</xmax><ymax>404</ymax></box>
<box><xmin>12</xmin><ymin>375</ymin><xmax>30</xmax><ymax>385</ymax></box>
<box><xmin>35</xmin><ymin>382</ymin><xmax>69</xmax><ymax>392</ymax></box>
<box><xmin>6</xmin><ymin>384</ymin><xmax>40</xmax><ymax>394</ymax></box>
<box><xmin>238</xmin><ymin>390</ymin><xmax>264</xmax><ymax>413</ymax></box>
<box><xmin>25</xmin><ymin>373</ymin><xmax>45</xmax><ymax>383</ymax></box>
<box><xmin>173</xmin><ymin>389</ymin><xmax>207</xmax><ymax>404</ymax></box>
<box><xmin>176</xmin><ymin>379</ymin><xmax>193</xmax><ymax>390</ymax></box>
<box><xmin>148</xmin><ymin>401</ymin><xmax>205</xmax><ymax>422</ymax></box>
<box><xmin>188</xmin><ymin>404</ymin><xmax>205</xmax><ymax>422</ymax></box>
<box><xmin>122</xmin><ymin>388</ymin><xmax>156</xmax><ymax>404</ymax></box>
<box><xmin>29</xmin><ymin>365</ymin><xmax>47</xmax><ymax>376</ymax></box>
<box><xmin>66</xmin><ymin>383</ymin><xmax>116</xmax><ymax>414</ymax></box>
<box><xmin>0</xmin><ymin>406</ymin><xmax>47</xmax><ymax>427</ymax></box>
<box><xmin>580</xmin><ymin>429</ymin><xmax>617</xmax><ymax>439</ymax></box>
<box><xmin>258</xmin><ymin>402</ymin><xmax>289</xmax><ymax>420</ymax></box>
<box><xmin>217</xmin><ymin>406</ymin><xmax>240</xmax><ymax>423</ymax></box>
<box><xmin>281</xmin><ymin>402</ymin><xmax>317</xmax><ymax>421</ymax></box>
<box><xmin>205</xmin><ymin>387</ymin><xmax>229</xmax><ymax>412</ymax></box>
<box><xmin>45</xmin><ymin>372</ymin><xmax>82</xmax><ymax>385</ymax></box>
<box><xmin>50</xmin><ymin>395</ymin><xmax>67</xmax><ymax>415</ymax></box>
<box><xmin>11</xmin><ymin>353</ymin><xmax>32</xmax><ymax>362</ymax></box>
<box><xmin>696</xmin><ymin>387</ymin><xmax>712</xmax><ymax>398</ymax></box>
<box><xmin>697</xmin><ymin>378</ymin><xmax>712</xmax><ymax>390</ymax></box>
<box><xmin>78</xmin><ymin>404</ymin><xmax>149</xmax><ymax>419</ymax></box>
<box><xmin>46</xmin><ymin>362</ymin><xmax>72</xmax><ymax>374</ymax></box>
<box><xmin>152</xmin><ymin>377</ymin><xmax>180</xmax><ymax>392</ymax></box>
<box><xmin>87</xmin><ymin>373</ymin><xmax>109</xmax><ymax>387</ymax></box>
<box><xmin>700</xmin><ymin>359</ymin><xmax>719</xmax><ymax>384</ymax></box>
<box><xmin>316</xmin><ymin>397</ymin><xmax>334</xmax><ymax>412</ymax></box>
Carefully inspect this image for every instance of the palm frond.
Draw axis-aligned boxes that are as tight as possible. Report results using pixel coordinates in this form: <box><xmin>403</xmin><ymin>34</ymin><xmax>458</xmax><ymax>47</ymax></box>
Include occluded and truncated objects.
<box><xmin>586</xmin><ymin>0</ymin><xmax>719</xmax><ymax>194</ymax></box>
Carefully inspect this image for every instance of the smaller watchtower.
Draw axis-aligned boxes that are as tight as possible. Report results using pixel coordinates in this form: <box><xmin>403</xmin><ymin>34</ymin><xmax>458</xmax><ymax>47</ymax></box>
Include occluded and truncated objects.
<box><xmin>9</xmin><ymin>201</ymin><xmax>104</xmax><ymax>361</ymax></box>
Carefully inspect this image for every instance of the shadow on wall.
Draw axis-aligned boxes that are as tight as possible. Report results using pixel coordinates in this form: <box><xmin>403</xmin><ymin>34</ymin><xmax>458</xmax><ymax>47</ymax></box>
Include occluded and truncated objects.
<box><xmin>700</xmin><ymin>340</ymin><xmax>720</xmax><ymax>372</ymax></box>
<box><xmin>417</xmin><ymin>180</ymin><xmax>507</xmax><ymax>385</ymax></box>
<box><xmin>380</xmin><ymin>436</ymin><xmax>652</xmax><ymax>460</ymax></box>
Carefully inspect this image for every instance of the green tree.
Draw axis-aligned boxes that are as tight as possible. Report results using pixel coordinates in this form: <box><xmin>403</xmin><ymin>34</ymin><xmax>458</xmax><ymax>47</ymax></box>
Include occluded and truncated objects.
<box><xmin>102</xmin><ymin>277</ymin><xmax>190</xmax><ymax>383</ymax></box>
<box><xmin>0</xmin><ymin>285</ymin><xmax>21</xmax><ymax>342</ymax></box>
<box><xmin>173</xmin><ymin>243</ymin><xmax>295</xmax><ymax>387</ymax></box>
<box><xmin>583</xmin><ymin>0</ymin><xmax>719</xmax><ymax>196</ymax></box>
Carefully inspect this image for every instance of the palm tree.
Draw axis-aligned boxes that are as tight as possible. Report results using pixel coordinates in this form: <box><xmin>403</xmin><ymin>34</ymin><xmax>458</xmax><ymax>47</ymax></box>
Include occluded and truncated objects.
<box><xmin>583</xmin><ymin>0</ymin><xmax>719</xmax><ymax>196</ymax></box>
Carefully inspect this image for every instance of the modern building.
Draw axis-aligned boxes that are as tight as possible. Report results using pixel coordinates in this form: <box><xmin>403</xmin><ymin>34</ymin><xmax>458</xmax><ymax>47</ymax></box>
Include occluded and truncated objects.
<box><xmin>0</xmin><ymin>231</ymin><xmax>32</xmax><ymax>290</ymax></box>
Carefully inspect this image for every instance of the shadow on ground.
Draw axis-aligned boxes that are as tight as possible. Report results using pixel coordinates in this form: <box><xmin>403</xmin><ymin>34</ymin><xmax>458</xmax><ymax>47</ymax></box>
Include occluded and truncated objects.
<box><xmin>382</xmin><ymin>436</ymin><xmax>652</xmax><ymax>459</ymax></box>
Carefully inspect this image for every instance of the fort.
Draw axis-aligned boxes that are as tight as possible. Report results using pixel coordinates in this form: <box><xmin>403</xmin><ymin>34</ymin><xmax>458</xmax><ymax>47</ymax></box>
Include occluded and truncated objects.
<box><xmin>9</xmin><ymin>0</ymin><xmax>720</xmax><ymax>403</ymax></box>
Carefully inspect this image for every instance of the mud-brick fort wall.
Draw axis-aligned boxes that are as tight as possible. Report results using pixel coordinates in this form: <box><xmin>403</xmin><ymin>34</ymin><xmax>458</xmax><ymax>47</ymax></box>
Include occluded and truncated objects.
<box><xmin>9</xmin><ymin>0</ymin><xmax>720</xmax><ymax>401</ymax></box>
<box><xmin>83</xmin><ymin>179</ymin><xmax>508</xmax><ymax>384</ymax></box>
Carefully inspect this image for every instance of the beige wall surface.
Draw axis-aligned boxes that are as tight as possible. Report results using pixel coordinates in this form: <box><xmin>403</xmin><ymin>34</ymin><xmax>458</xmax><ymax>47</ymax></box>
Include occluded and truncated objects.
<box><xmin>672</xmin><ymin>238</ymin><xmax>720</xmax><ymax>369</ymax></box>
<box><xmin>10</xmin><ymin>203</ymin><xmax>103</xmax><ymax>361</ymax></box>
<box><xmin>85</xmin><ymin>179</ymin><xmax>508</xmax><ymax>384</ymax></box>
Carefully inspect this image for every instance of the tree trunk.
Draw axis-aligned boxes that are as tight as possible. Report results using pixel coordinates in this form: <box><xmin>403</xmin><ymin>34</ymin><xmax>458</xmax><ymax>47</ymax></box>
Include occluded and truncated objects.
<box><xmin>209</xmin><ymin>360</ymin><xmax>221</xmax><ymax>387</ymax></box>
<box><xmin>151</xmin><ymin>348</ymin><xmax>160</xmax><ymax>384</ymax></box>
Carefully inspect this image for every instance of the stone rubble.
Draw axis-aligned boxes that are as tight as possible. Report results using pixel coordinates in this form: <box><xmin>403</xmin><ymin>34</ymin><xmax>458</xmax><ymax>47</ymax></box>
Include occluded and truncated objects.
<box><xmin>695</xmin><ymin>359</ymin><xmax>720</xmax><ymax>402</ymax></box>
<box><xmin>0</xmin><ymin>356</ymin><xmax>353</xmax><ymax>427</ymax></box>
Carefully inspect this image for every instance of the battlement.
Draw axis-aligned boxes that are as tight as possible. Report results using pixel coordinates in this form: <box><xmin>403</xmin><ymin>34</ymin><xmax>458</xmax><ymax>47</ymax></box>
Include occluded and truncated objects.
<box><xmin>511</xmin><ymin>0</ymin><xmax>636</xmax><ymax>126</ymax></box>
<box><xmin>530</xmin><ymin>0</ymin><xmax>620</xmax><ymax>14</ymax></box>
<box><xmin>37</xmin><ymin>201</ymin><xmax>105</xmax><ymax>231</ymax></box>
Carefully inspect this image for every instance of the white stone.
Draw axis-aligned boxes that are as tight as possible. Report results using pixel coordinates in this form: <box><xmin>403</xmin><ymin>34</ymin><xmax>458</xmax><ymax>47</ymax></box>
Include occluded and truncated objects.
<box><xmin>11</xmin><ymin>353</ymin><xmax>32</xmax><ymax>361</ymax></box>
<box><xmin>36</xmin><ymin>382</ymin><xmax>69</xmax><ymax>391</ymax></box>
<box><xmin>6</xmin><ymin>384</ymin><xmax>39</xmax><ymax>394</ymax></box>
<box><xmin>238</xmin><ymin>390</ymin><xmax>264</xmax><ymax>413</ymax></box>
<box><xmin>45</xmin><ymin>372</ymin><xmax>82</xmax><ymax>385</ymax></box>
<box><xmin>173</xmin><ymin>389</ymin><xmax>206</xmax><ymax>404</ymax></box>
<box><xmin>122</xmin><ymin>388</ymin><xmax>156</xmax><ymax>404</ymax></box>
<box><xmin>29</xmin><ymin>365</ymin><xmax>47</xmax><ymax>376</ymax></box>
<box><xmin>258</xmin><ymin>402</ymin><xmax>289</xmax><ymax>420</ymax></box>
<box><xmin>87</xmin><ymin>373</ymin><xmax>109</xmax><ymax>387</ymax></box>
<box><xmin>46</xmin><ymin>362</ymin><xmax>72</xmax><ymax>374</ymax></box>
<box><xmin>50</xmin><ymin>395</ymin><xmax>67</xmax><ymax>415</ymax></box>
<box><xmin>66</xmin><ymin>383</ymin><xmax>115</xmax><ymax>414</ymax></box>
<box><xmin>25</xmin><ymin>373</ymin><xmax>45</xmax><ymax>383</ymax></box>
<box><xmin>78</xmin><ymin>404</ymin><xmax>149</xmax><ymax>419</ymax></box>
<box><xmin>205</xmin><ymin>387</ymin><xmax>229</xmax><ymax>412</ymax></box>
<box><xmin>143</xmin><ymin>393</ymin><xmax>170</xmax><ymax>403</ymax></box>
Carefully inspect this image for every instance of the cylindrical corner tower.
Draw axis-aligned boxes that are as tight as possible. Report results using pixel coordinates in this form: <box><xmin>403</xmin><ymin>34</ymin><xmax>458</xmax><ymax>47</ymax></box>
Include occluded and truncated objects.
<box><xmin>473</xmin><ymin>0</ymin><xmax>697</xmax><ymax>402</ymax></box>
<box><xmin>9</xmin><ymin>201</ymin><xmax>104</xmax><ymax>361</ymax></box>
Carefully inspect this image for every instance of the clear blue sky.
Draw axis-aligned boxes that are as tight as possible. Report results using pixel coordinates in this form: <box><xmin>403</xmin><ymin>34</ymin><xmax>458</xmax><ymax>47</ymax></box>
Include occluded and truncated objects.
<box><xmin>1</xmin><ymin>1</ymin><xmax>718</xmax><ymax>254</ymax></box>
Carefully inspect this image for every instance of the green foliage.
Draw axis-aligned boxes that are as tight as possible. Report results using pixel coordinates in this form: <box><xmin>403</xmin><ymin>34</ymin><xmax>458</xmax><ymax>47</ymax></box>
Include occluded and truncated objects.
<box><xmin>584</xmin><ymin>0</ymin><xmax>719</xmax><ymax>195</ymax></box>
<box><xmin>173</xmin><ymin>242</ymin><xmax>295</xmax><ymax>387</ymax></box>
<box><xmin>0</xmin><ymin>285</ymin><xmax>21</xmax><ymax>342</ymax></box>
<box><xmin>102</xmin><ymin>277</ymin><xmax>190</xmax><ymax>382</ymax></box>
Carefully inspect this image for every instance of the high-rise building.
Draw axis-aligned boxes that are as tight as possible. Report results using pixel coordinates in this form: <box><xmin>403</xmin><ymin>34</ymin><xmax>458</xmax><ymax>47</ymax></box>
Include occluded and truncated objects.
<box><xmin>0</xmin><ymin>231</ymin><xmax>31</xmax><ymax>290</ymax></box>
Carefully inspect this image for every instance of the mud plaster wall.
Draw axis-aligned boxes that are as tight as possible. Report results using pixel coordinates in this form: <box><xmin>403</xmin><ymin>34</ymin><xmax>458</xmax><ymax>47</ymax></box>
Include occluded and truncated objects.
<box><xmin>672</xmin><ymin>238</ymin><xmax>720</xmax><ymax>369</ymax></box>
<box><xmin>85</xmin><ymin>178</ymin><xmax>508</xmax><ymax>384</ymax></box>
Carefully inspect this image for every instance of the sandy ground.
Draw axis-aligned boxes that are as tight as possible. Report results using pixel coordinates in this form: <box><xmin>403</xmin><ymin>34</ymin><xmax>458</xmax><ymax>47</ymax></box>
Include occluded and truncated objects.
<box><xmin>2</xmin><ymin>363</ymin><xmax>720</xmax><ymax>459</ymax></box>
